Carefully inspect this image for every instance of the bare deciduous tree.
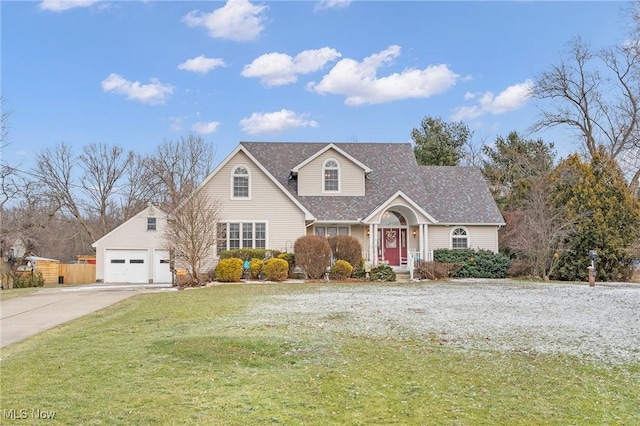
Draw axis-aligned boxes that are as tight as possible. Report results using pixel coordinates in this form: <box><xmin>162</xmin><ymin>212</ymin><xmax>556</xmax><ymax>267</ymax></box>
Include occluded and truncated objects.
<box><xmin>164</xmin><ymin>190</ymin><xmax>222</xmax><ymax>285</ymax></box>
<box><xmin>147</xmin><ymin>133</ymin><xmax>216</xmax><ymax>212</ymax></box>
<box><xmin>80</xmin><ymin>142</ymin><xmax>134</xmax><ymax>235</ymax></box>
<box><xmin>532</xmin><ymin>4</ymin><xmax>640</xmax><ymax>191</ymax></box>
<box><xmin>33</xmin><ymin>141</ymin><xmax>134</xmax><ymax>243</ymax></box>
<box><xmin>505</xmin><ymin>177</ymin><xmax>578</xmax><ymax>280</ymax></box>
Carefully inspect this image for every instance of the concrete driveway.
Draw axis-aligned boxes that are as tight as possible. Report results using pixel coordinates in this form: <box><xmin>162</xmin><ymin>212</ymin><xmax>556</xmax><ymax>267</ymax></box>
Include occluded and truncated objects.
<box><xmin>0</xmin><ymin>283</ymin><xmax>174</xmax><ymax>348</ymax></box>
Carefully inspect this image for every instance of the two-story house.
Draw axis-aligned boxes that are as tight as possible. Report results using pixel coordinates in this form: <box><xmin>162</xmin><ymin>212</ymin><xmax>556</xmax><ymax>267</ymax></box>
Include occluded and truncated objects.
<box><xmin>93</xmin><ymin>141</ymin><xmax>504</xmax><ymax>283</ymax></box>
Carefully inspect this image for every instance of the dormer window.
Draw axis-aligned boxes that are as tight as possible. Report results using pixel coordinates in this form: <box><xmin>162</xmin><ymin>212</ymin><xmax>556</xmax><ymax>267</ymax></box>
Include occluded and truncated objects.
<box><xmin>232</xmin><ymin>165</ymin><xmax>250</xmax><ymax>199</ymax></box>
<box><xmin>323</xmin><ymin>159</ymin><xmax>340</xmax><ymax>192</ymax></box>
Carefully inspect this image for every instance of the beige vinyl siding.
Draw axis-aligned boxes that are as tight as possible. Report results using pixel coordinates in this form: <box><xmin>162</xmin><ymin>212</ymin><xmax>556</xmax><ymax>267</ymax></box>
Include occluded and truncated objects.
<box><xmin>201</xmin><ymin>151</ymin><xmax>307</xmax><ymax>253</ymax></box>
<box><xmin>427</xmin><ymin>225</ymin><xmax>499</xmax><ymax>253</ymax></box>
<box><xmin>93</xmin><ymin>205</ymin><xmax>167</xmax><ymax>282</ymax></box>
<box><xmin>297</xmin><ymin>149</ymin><xmax>365</xmax><ymax>196</ymax></box>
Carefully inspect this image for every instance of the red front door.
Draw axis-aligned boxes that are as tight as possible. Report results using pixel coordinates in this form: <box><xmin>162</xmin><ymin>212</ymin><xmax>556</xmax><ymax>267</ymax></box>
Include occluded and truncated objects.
<box><xmin>378</xmin><ymin>228</ymin><xmax>406</xmax><ymax>266</ymax></box>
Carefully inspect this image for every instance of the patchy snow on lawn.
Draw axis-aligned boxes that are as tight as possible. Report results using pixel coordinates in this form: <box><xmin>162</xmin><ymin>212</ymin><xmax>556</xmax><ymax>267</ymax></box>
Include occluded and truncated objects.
<box><xmin>243</xmin><ymin>280</ymin><xmax>640</xmax><ymax>364</ymax></box>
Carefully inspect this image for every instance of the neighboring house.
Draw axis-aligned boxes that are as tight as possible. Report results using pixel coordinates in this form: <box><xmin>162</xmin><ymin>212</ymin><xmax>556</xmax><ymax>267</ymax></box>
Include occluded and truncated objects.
<box><xmin>94</xmin><ymin>142</ymin><xmax>505</xmax><ymax>281</ymax></box>
<box><xmin>197</xmin><ymin>141</ymin><xmax>504</xmax><ymax>268</ymax></box>
<box><xmin>92</xmin><ymin>203</ymin><xmax>172</xmax><ymax>283</ymax></box>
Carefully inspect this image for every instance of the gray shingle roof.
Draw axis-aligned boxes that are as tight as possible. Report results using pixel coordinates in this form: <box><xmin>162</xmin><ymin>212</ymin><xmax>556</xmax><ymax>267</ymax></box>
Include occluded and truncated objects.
<box><xmin>241</xmin><ymin>141</ymin><xmax>504</xmax><ymax>224</ymax></box>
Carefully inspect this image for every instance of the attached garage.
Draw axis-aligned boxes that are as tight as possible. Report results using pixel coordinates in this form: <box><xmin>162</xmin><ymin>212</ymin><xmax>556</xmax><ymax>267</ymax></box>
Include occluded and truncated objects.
<box><xmin>105</xmin><ymin>249</ymin><xmax>149</xmax><ymax>283</ymax></box>
<box><xmin>92</xmin><ymin>203</ymin><xmax>171</xmax><ymax>284</ymax></box>
<box><xmin>153</xmin><ymin>249</ymin><xmax>173</xmax><ymax>283</ymax></box>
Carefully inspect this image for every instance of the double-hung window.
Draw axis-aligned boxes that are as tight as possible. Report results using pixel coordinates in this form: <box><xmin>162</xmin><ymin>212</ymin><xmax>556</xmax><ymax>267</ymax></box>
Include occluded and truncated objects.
<box><xmin>232</xmin><ymin>165</ymin><xmax>250</xmax><ymax>198</ymax></box>
<box><xmin>323</xmin><ymin>159</ymin><xmax>339</xmax><ymax>192</ymax></box>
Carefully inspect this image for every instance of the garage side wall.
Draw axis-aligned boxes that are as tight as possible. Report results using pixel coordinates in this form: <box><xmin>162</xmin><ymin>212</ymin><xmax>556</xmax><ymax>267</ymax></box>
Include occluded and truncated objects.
<box><xmin>93</xmin><ymin>206</ymin><xmax>169</xmax><ymax>283</ymax></box>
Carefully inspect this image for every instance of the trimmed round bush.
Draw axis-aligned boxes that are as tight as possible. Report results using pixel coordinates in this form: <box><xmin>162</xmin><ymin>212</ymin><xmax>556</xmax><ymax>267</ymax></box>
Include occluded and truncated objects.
<box><xmin>277</xmin><ymin>252</ymin><xmax>295</xmax><ymax>275</ymax></box>
<box><xmin>294</xmin><ymin>235</ymin><xmax>332</xmax><ymax>279</ymax></box>
<box><xmin>249</xmin><ymin>258</ymin><xmax>263</xmax><ymax>279</ymax></box>
<box><xmin>328</xmin><ymin>235</ymin><xmax>362</xmax><ymax>269</ymax></box>
<box><xmin>262</xmin><ymin>258</ymin><xmax>289</xmax><ymax>282</ymax></box>
<box><xmin>330</xmin><ymin>259</ymin><xmax>353</xmax><ymax>280</ymax></box>
<box><xmin>215</xmin><ymin>258</ymin><xmax>243</xmax><ymax>282</ymax></box>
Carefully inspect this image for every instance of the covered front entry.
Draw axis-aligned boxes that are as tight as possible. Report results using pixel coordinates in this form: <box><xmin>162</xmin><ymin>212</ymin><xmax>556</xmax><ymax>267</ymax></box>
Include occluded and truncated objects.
<box><xmin>378</xmin><ymin>227</ymin><xmax>407</xmax><ymax>266</ymax></box>
<box><xmin>375</xmin><ymin>210</ymin><xmax>411</xmax><ymax>267</ymax></box>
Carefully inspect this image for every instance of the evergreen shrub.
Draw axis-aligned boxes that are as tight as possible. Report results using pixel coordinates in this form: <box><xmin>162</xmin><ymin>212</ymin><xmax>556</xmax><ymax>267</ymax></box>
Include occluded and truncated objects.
<box><xmin>262</xmin><ymin>258</ymin><xmax>289</xmax><ymax>282</ymax></box>
<box><xmin>277</xmin><ymin>253</ymin><xmax>295</xmax><ymax>276</ymax></box>
<box><xmin>330</xmin><ymin>260</ymin><xmax>353</xmax><ymax>280</ymax></box>
<box><xmin>249</xmin><ymin>258</ymin><xmax>263</xmax><ymax>279</ymax></box>
<box><xmin>219</xmin><ymin>249</ymin><xmax>282</xmax><ymax>261</ymax></box>
<box><xmin>433</xmin><ymin>249</ymin><xmax>510</xmax><ymax>278</ymax></box>
<box><xmin>370</xmin><ymin>265</ymin><xmax>396</xmax><ymax>281</ymax></box>
<box><xmin>13</xmin><ymin>272</ymin><xmax>45</xmax><ymax>288</ymax></box>
<box><xmin>215</xmin><ymin>258</ymin><xmax>243</xmax><ymax>282</ymax></box>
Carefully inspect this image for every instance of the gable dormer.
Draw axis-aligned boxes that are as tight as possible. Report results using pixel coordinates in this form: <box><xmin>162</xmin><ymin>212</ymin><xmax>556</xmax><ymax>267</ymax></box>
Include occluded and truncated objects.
<box><xmin>291</xmin><ymin>144</ymin><xmax>371</xmax><ymax>196</ymax></box>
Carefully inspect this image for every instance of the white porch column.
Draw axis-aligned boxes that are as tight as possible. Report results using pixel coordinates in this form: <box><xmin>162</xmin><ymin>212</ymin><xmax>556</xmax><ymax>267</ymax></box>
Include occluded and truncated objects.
<box><xmin>372</xmin><ymin>224</ymin><xmax>379</xmax><ymax>266</ymax></box>
<box><xmin>422</xmin><ymin>224</ymin><xmax>429</xmax><ymax>261</ymax></box>
<box><xmin>368</xmin><ymin>224</ymin><xmax>374</xmax><ymax>265</ymax></box>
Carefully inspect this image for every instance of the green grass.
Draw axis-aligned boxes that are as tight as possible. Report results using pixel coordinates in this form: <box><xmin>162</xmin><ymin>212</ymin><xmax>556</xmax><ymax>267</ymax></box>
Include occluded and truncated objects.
<box><xmin>0</xmin><ymin>286</ymin><xmax>43</xmax><ymax>300</ymax></box>
<box><xmin>1</xmin><ymin>283</ymin><xmax>638</xmax><ymax>425</ymax></box>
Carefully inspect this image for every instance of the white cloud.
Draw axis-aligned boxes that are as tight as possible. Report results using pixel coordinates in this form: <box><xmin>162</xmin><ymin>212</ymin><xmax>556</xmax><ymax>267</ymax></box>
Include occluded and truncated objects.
<box><xmin>39</xmin><ymin>0</ymin><xmax>100</xmax><ymax>11</ymax></box>
<box><xmin>242</xmin><ymin>47</ymin><xmax>341</xmax><ymax>86</ymax></box>
<box><xmin>101</xmin><ymin>73</ymin><xmax>174</xmax><ymax>105</ymax></box>
<box><xmin>178</xmin><ymin>55</ymin><xmax>226</xmax><ymax>74</ymax></box>
<box><xmin>314</xmin><ymin>0</ymin><xmax>352</xmax><ymax>12</ymax></box>
<box><xmin>307</xmin><ymin>45</ymin><xmax>459</xmax><ymax>105</ymax></box>
<box><xmin>191</xmin><ymin>121</ymin><xmax>220</xmax><ymax>134</ymax></box>
<box><xmin>182</xmin><ymin>0</ymin><xmax>267</xmax><ymax>42</ymax></box>
<box><xmin>451</xmin><ymin>80</ymin><xmax>533</xmax><ymax>121</ymax></box>
<box><xmin>240</xmin><ymin>109</ymin><xmax>318</xmax><ymax>135</ymax></box>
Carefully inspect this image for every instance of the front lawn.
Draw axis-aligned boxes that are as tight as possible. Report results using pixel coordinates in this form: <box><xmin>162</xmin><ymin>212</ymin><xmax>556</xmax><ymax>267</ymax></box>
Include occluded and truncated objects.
<box><xmin>1</xmin><ymin>282</ymin><xmax>638</xmax><ymax>425</ymax></box>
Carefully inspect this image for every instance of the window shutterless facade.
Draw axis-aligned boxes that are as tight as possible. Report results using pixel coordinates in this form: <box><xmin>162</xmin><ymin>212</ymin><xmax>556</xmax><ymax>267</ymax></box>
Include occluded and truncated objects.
<box><xmin>218</xmin><ymin>222</ymin><xmax>266</xmax><ymax>254</ymax></box>
<box><xmin>147</xmin><ymin>217</ymin><xmax>156</xmax><ymax>231</ymax></box>
<box><xmin>315</xmin><ymin>226</ymin><xmax>349</xmax><ymax>236</ymax></box>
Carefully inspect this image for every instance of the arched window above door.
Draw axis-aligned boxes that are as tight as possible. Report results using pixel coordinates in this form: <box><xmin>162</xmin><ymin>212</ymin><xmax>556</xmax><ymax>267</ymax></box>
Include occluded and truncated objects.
<box><xmin>380</xmin><ymin>211</ymin><xmax>406</xmax><ymax>227</ymax></box>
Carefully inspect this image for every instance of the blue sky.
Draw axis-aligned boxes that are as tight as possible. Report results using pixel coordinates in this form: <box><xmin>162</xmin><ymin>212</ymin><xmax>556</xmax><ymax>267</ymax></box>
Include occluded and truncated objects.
<box><xmin>1</xmin><ymin>0</ymin><xmax>631</xmax><ymax>169</ymax></box>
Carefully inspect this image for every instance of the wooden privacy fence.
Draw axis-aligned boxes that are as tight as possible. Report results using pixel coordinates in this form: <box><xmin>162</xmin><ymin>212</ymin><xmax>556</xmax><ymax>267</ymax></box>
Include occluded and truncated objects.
<box><xmin>59</xmin><ymin>264</ymin><xmax>96</xmax><ymax>285</ymax></box>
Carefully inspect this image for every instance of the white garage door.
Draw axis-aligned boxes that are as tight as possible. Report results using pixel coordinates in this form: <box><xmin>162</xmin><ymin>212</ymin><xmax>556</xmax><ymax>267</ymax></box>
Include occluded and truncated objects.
<box><xmin>105</xmin><ymin>249</ymin><xmax>149</xmax><ymax>283</ymax></box>
<box><xmin>154</xmin><ymin>249</ymin><xmax>173</xmax><ymax>283</ymax></box>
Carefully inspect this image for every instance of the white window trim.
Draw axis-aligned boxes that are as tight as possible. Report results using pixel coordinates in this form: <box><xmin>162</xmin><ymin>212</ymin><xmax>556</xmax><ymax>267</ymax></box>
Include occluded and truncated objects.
<box><xmin>450</xmin><ymin>226</ymin><xmax>470</xmax><ymax>249</ymax></box>
<box><xmin>322</xmin><ymin>158</ymin><xmax>340</xmax><ymax>193</ymax></box>
<box><xmin>218</xmin><ymin>221</ymin><xmax>268</xmax><ymax>254</ymax></box>
<box><xmin>230</xmin><ymin>164</ymin><xmax>251</xmax><ymax>200</ymax></box>
<box><xmin>315</xmin><ymin>225</ymin><xmax>350</xmax><ymax>237</ymax></box>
